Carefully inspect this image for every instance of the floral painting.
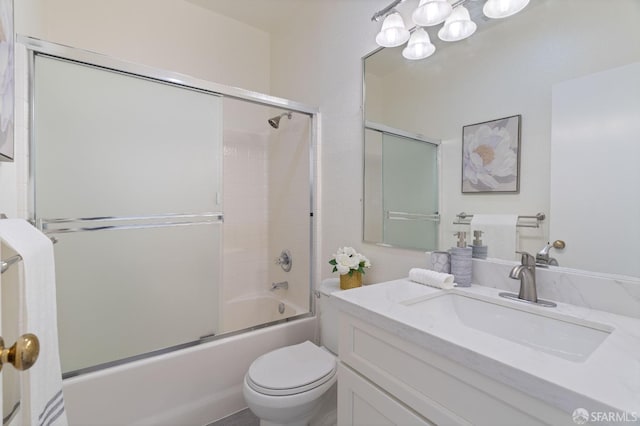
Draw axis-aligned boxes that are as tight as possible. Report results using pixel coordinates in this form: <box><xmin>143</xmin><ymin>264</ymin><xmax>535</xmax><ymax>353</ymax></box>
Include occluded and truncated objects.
<box><xmin>0</xmin><ymin>0</ymin><xmax>13</xmax><ymax>162</ymax></box>
<box><xmin>462</xmin><ymin>115</ymin><xmax>521</xmax><ymax>193</ymax></box>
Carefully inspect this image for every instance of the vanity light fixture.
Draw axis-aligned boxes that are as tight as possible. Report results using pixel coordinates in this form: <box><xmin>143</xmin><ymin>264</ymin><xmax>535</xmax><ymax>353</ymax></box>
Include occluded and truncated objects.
<box><xmin>402</xmin><ymin>27</ymin><xmax>436</xmax><ymax>60</ymax></box>
<box><xmin>373</xmin><ymin>0</ymin><xmax>529</xmax><ymax>60</ymax></box>
<box><xmin>375</xmin><ymin>12</ymin><xmax>411</xmax><ymax>47</ymax></box>
<box><xmin>483</xmin><ymin>0</ymin><xmax>530</xmax><ymax>19</ymax></box>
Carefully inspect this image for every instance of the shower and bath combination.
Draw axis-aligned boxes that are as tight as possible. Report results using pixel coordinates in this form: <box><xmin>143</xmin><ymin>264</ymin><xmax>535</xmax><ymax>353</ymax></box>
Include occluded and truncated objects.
<box><xmin>268</xmin><ymin>112</ymin><xmax>292</xmax><ymax>128</ymax></box>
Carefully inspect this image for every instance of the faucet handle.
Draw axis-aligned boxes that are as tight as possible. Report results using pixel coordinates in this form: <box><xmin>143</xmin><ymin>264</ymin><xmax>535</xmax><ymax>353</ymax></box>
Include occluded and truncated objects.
<box><xmin>516</xmin><ymin>251</ymin><xmax>536</xmax><ymax>266</ymax></box>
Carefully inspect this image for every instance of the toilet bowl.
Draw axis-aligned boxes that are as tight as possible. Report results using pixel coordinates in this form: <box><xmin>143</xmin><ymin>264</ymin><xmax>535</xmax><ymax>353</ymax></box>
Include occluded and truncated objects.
<box><xmin>243</xmin><ymin>341</ymin><xmax>337</xmax><ymax>426</ymax></box>
<box><xmin>243</xmin><ymin>280</ymin><xmax>340</xmax><ymax>426</ymax></box>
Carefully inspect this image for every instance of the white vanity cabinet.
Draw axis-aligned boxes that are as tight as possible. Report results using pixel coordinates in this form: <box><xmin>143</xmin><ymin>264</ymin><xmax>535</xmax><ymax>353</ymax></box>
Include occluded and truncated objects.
<box><xmin>337</xmin><ymin>313</ymin><xmax>574</xmax><ymax>426</ymax></box>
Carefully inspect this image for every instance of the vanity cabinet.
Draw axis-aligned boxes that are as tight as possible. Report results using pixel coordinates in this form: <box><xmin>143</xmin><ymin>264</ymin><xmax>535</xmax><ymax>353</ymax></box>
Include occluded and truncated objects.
<box><xmin>337</xmin><ymin>313</ymin><xmax>574</xmax><ymax>426</ymax></box>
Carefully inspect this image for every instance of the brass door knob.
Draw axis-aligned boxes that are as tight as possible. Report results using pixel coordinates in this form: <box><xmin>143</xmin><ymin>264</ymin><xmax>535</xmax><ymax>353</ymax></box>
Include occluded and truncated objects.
<box><xmin>0</xmin><ymin>333</ymin><xmax>40</xmax><ymax>371</ymax></box>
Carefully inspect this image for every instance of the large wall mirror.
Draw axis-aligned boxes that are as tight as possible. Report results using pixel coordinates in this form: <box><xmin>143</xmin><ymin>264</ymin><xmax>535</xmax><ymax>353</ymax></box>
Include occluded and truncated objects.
<box><xmin>363</xmin><ymin>0</ymin><xmax>640</xmax><ymax>279</ymax></box>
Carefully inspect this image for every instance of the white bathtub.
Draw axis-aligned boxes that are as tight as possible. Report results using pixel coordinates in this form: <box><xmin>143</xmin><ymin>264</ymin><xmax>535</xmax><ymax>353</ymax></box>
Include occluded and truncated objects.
<box><xmin>221</xmin><ymin>294</ymin><xmax>306</xmax><ymax>333</ymax></box>
<box><xmin>62</xmin><ymin>316</ymin><xmax>316</xmax><ymax>425</ymax></box>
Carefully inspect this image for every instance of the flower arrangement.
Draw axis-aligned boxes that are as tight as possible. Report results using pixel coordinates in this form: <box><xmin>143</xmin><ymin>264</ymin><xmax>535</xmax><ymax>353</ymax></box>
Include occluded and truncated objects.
<box><xmin>329</xmin><ymin>247</ymin><xmax>371</xmax><ymax>276</ymax></box>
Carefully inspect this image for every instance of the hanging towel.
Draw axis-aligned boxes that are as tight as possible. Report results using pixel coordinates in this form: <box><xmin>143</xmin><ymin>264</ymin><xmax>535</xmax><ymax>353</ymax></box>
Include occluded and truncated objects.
<box><xmin>470</xmin><ymin>214</ymin><xmax>518</xmax><ymax>261</ymax></box>
<box><xmin>0</xmin><ymin>220</ymin><xmax>68</xmax><ymax>426</ymax></box>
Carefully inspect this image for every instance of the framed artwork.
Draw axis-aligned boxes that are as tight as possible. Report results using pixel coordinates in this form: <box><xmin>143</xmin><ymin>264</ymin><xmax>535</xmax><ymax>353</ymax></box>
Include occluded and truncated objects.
<box><xmin>0</xmin><ymin>0</ymin><xmax>13</xmax><ymax>162</ymax></box>
<box><xmin>462</xmin><ymin>114</ymin><xmax>521</xmax><ymax>193</ymax></box>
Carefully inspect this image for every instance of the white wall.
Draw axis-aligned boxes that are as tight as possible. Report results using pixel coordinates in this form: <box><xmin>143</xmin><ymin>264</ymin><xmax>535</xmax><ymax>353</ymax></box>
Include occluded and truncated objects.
<box><xmin>19</xmin><ymin>0</ymin><xmax>271</xmax><ymax>92</ymax></box>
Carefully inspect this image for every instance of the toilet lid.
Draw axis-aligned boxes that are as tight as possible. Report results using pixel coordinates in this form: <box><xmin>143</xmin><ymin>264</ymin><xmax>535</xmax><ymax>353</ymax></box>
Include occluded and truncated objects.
<box><xmin>247</xmin><ymin>341</ymin><xmax>336</xmax><ymax>396</ymax></box>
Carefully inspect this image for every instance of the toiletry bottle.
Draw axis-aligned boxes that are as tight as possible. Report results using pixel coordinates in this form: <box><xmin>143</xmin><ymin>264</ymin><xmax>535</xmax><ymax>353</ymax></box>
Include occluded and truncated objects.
<box><xmin>430</xmin><ymin>251</ymin><xmax>451</xmax><ymax>274</ymax></box>
<box><xmin>470</xmin><ymin>230</ymin><xmax>488</xmax><ymax>259</ymax></box>
<box><xmin>450</xmin><ymin>232</ymin><xmax>473</xmax><ymax>287</ymax></box>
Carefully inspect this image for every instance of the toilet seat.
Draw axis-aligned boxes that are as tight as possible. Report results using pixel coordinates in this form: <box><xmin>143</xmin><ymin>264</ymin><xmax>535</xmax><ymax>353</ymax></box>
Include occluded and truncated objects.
<box><xmin>247</xmin><ymin>341</ymin><xmax>337</xmax><ymax>397</ymax></box>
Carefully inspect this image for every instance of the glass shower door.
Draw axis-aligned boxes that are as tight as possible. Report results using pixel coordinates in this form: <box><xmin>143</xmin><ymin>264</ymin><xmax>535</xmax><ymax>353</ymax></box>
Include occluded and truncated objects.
<box><xmin>32</xmin><ymin>54</ymin><xmax>223</xmax><ymax>375</ymax></box>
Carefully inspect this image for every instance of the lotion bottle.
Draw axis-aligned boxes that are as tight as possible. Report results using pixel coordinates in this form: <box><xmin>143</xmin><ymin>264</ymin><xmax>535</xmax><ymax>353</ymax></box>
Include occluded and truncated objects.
<box><xmin>470</xmin><ymin>230</ymin><xmax>488</xmax><ymax>259</ymax></box>
<box><xmin>450</xmin><ymin>231</ymin><xmax>473</xmax><ymax>287</ymax></box>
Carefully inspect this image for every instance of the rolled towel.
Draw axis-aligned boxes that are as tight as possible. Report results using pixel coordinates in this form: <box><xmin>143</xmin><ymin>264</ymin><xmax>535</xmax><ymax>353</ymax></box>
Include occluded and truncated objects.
<box><xmin>408</xmin><ymin>268</ymin><xmax>455</xmax><ymax>290</ymax></box>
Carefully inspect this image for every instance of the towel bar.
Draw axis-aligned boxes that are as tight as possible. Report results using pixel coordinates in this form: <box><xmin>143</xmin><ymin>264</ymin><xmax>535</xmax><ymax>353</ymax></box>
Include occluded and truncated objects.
<box><xmin>386</xmin><ymin>210</ymin><xmax>441</xmax><ymax>222</ymax></box>
<box><xmin>453</xmin><ymin>212</ymin><xmax>545</xmax><ymax>229</ymax></box>
<box><xmin>1</xmin><ymin>236</ymin><xmax>59</xmax><ymax>275</ymax></box>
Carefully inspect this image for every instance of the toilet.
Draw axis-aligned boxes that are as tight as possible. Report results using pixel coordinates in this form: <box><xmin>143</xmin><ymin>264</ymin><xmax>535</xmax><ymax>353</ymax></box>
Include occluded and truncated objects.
<box><xmin>243</xmin><ymin>280</ymin><xmax>340</xmax><ymax>426</ymax></box>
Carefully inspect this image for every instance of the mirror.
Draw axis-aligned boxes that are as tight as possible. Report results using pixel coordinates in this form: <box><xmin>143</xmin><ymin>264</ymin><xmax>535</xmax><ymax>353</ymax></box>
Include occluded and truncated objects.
<box><xmin>363</xmin><ymin>0</ymin><xmax>640</xmax><ymax>278</ymax></box>
<box><xmin>363</xmin><ymin>123</ymin><xmax>439</xmax><ymax>250</ymax></box>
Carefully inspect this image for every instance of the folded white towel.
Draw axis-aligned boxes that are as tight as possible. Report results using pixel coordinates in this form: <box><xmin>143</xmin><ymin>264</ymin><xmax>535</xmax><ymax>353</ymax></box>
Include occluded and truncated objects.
<box><xmin>0</xmin><ymin>219</ymin><xmax>68</xmax><ymax>426</ymax></box>
<box><xmin>409</xmin><ymin>268</ymin><xmax>455</xmax><ymax>290</ymax></box>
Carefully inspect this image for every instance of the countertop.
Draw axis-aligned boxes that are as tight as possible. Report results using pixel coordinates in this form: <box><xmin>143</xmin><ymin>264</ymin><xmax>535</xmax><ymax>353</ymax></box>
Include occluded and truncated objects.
<box><xmin>330</xmin><ymin>278</ymin><xmax>640</xmax><ymax>420</ymax></box>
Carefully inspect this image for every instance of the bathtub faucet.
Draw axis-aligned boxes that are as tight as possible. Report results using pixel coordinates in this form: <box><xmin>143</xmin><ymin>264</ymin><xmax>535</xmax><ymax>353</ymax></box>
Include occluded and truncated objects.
<box><xmin>270</xmin><ymin>281</ymin><xmax>289</xmax><ymax>291</ymax></box>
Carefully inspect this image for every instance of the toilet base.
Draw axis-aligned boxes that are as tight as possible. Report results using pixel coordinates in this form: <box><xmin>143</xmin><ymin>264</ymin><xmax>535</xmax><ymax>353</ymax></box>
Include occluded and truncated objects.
<box><xmin>250</xmin><ymin>382</ymin><xmax>337</xmax><ymax>426</ymax></box>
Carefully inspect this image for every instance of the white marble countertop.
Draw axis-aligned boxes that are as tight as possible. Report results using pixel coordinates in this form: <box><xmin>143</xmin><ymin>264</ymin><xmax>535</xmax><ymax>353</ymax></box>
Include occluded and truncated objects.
<box><xmin>331</xmin><ymin>278</ymin><xmax>640</xmax><ymax>419</ymax></box>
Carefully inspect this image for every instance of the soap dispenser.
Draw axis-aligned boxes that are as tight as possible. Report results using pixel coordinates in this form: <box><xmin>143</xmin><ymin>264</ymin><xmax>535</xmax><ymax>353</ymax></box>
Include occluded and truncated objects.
<box><xmin>470</xmin><ymin>230</ymin><xmax>488</xmax><ymax>259</ymax></box>
<box><xmin>450</xmin><ymin>231</ymin><xmax>473</xmax><ymax>287</ymax></box>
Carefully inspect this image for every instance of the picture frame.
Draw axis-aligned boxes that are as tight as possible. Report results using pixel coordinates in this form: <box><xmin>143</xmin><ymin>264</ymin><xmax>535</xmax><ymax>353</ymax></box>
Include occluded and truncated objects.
<box><xmin>0</xmin><ymin>0</ymin><xmax>14</xmax><ymax>162</ymax></box>
<box><xmin>462</xmin><ymin>114</ymin><xmax>521</xmax><ymax>193</ymax></box>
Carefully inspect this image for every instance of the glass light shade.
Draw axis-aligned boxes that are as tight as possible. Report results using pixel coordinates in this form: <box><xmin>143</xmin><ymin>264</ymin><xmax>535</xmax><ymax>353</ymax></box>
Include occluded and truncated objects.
<box><xmin>412</xmin><ymin>0</ymin><xmax>452</xmax><ymax>27</ymax></box>
<box><xmin>375</xmin><ymin>12</ymin><xmax>410</xmax><ymax>47</ymax></box>
<box><xmin>483</xmin><ymin>0</ymin><xmax>530</xmax><ymax>18</ymax></box>
<box><xmin>402</xmin><ymin>28</ymin><xmax>436</xmax><ymax>60</ymax></box>
<box><xmin>437</xmin><ymin>5</ymin><xmax>477</xmax><ymax>42</ymax></box>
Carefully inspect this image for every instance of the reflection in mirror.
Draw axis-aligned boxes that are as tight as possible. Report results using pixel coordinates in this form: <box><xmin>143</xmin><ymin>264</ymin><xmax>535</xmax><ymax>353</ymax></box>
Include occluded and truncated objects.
<box><xmin>364</xmin><ymin>123</ymin><xmax>439</xmax><ymax>251</ymax></box>
<box><xmin>363</xmin><ymin>0</ymin><xmax>640</xmax><ymax>278</ymax></box>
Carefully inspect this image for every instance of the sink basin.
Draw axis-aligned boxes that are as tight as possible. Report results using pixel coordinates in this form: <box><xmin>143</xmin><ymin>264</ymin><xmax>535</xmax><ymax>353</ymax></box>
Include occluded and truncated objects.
<box><xmin>401</xmin><ymin>292</ymin><xmax>613</xmax><ymax>362</ymax></box>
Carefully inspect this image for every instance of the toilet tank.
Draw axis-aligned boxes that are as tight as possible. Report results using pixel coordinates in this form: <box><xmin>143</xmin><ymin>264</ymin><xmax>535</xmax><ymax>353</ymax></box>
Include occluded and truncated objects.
<box><xmin>318</xmin><ymin>279</ymin><xmax>341</xmax><ymax>354</ymax></box>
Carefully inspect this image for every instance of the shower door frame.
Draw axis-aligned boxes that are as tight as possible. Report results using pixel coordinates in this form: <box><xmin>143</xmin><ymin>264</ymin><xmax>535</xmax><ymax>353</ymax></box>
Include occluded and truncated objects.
<box><xmin>19</xmin><ymin>35</ymin><xmax>319</xmax><ymax>376</ymax></box>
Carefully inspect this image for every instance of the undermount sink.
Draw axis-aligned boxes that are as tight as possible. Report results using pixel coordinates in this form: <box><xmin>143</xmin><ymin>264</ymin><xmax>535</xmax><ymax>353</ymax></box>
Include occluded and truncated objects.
<box><xmin>401</xmin><ymin>292</ymin><xmax>613</xmax><ymax>362</ymax></box>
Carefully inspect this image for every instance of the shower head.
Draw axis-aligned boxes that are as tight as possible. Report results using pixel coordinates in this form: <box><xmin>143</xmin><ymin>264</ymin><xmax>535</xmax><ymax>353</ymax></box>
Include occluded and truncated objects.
<box><xmin>268</xmin><ymin>112</ymin><xmax>292</xmax><ymax>129</ymax></box>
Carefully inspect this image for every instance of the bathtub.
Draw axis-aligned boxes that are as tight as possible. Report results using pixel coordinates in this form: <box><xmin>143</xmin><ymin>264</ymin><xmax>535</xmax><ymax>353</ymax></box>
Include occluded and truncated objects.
<box><xmin>62</xmin><ymin>315</ymin><xmax>316</xmax><ymax>425</ymax></box>
<box><xmin>221</xmin><ymin>294</ymin><xmax>306</xmax><ymax>333</ymax></box>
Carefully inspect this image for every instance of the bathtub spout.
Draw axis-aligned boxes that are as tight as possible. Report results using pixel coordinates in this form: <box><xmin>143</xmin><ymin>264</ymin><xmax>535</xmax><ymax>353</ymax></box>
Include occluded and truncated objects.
<box><xmin>270</xmin><ymin>281</ymin><xmax>289</xmax><ymax>291</ymax></box>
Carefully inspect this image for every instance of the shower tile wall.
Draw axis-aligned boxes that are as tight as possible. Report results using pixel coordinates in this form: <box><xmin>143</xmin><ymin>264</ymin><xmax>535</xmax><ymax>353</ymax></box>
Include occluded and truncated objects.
<box><xmin>267</xmin><ymin>115</ymin><xmax>311</xmax><ymax>311</ymax></box>
<box><xmin>222</xmin><ymin>127</ymin><xmax>269</xmax><ymax>321</ymax></box>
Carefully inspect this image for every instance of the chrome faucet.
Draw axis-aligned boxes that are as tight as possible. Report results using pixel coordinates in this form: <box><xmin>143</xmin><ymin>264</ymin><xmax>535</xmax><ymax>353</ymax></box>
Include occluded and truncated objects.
<box><xmin>535</xmin><ymin>240</ymin><xmax>565</xmax><ymax>266</ymax></box>
<box><xmin>509</xmin><ymin>251</ymin><xmax>538</xmax><ymax>302</ymax></box>
<box><xmin>500</xmin><ymin>251</ymin><xmax>557</xmax><ymax>307</ymax></box>
<box><xmin>270</xmin><ymin>281</ymin><xmax>289</xmax><ymax>291</ymax></box>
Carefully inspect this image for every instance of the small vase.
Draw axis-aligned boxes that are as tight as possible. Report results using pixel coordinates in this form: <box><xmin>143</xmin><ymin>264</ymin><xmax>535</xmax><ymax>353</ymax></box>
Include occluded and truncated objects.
<box><xmin>340</xmin><ymin>271</ymin><xmax>362</xmax><ymax>290</ymax></box>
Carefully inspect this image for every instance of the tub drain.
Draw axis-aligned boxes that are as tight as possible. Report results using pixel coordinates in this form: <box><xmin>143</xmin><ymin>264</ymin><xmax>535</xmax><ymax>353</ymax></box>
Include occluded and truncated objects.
<box><xmin>278</xmin><ymin>302</ymin><xmax>285</xmax><ymax>314</ymax></box>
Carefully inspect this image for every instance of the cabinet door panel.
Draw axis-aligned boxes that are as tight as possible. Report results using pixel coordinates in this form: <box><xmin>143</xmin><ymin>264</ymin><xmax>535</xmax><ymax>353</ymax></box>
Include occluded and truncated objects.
<box><xmin>338</xmin><ymin>363</ymin><xmax>433</xmax><ymax>426</ymax></box>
